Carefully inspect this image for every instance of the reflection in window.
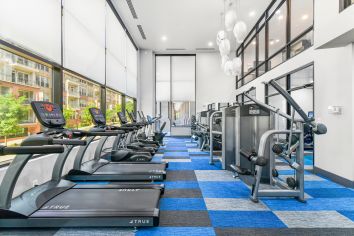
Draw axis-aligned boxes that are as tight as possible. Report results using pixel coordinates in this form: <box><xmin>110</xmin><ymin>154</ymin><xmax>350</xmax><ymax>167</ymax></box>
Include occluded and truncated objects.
<box><xmin>290</xmin><ymin>30</ymin><xmax>313</xmax><ymax>57</ymax></box>
<box><xmin>290</xmin><ymin>65</ymin><xmax>314</xmax><ymax>89</ymax></box>
<box><xmin>0</xmin><ymin>47</ymin><xmax>53</xmax><ymax>164</ymax></box>
<box><xmin>243</xmin><ymin>41</ymin><xmax>256</xmax><ymax>76</ymax></box>
<box><xmin>258</xmin><ymin>27</ymin><xmax>266</xmax><ymax>76</ymax></box>
<box><xmin>63</xmin><ymin>71</ymin><xmax>101</xmax><ymax>129</ymax></box>
<box><xmin>268</xmin><ymin>77</ymin><xmax>287</xmax><ymax>95</ymax></box>
<box><xmin>172</xmin><ymin>101</ymin><xmax>195</xmax><ymax>127</ymax></box>
<box><xmin>268</xmin><ymin>3</ymin><xmax>287</xmax><ymax>58</ymax></box>
<box><xmin>106</xmin><ymin>88</ymin><xmax>122</xmax><ymax>125</ymax></box>
<box><xmin>291</xmin><ymin>0</ymin><xmax>313</xmax><ymax>40</ymax></box>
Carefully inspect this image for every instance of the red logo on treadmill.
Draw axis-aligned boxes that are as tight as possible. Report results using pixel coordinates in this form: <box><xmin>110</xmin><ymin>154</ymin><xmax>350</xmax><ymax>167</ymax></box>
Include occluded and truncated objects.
<box><xmin>44</xmin><ymin>104</ymin><xmax>54</xmax><ymax>112</ymax></box>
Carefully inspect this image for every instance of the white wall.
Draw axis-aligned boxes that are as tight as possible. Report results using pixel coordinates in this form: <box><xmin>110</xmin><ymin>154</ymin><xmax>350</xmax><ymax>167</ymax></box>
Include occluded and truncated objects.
<box><xmin>196</xmin><ymin>52</ymin><xmax>236</xmax><ymax>112</ymax></box>
<box><xmin>314</xmin><ymin>44</ymin><xmax>354</xmax><ymax>181</ymax></box>
<box><xmin>315</xmin><ymin>0</ymin><xmax>354</xmax><ymax>49</ymax></box>
<box><xmin>138</xmin><ymin>50</ymin><xmax>155</xmax><ymax>116</ymax></box>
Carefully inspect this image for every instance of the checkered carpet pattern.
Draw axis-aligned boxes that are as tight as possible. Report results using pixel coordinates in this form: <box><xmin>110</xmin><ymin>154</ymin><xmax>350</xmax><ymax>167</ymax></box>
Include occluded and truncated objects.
<box><xmin>2</xmin><ymin>137</ymin><xmax>354</xmax><ymax>236</ymax></box>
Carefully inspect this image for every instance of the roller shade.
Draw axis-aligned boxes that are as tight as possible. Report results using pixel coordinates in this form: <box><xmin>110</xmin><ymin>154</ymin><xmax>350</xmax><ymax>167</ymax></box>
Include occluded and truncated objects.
<box><xmin>0</xmin><ymin>0</ymin><xmax>61</xmax><ymax>63</ymax></box>
<box><xmin>63</xmin><ymin>0</ymin><xmax>106</xmax><ymax>84</ymax></box>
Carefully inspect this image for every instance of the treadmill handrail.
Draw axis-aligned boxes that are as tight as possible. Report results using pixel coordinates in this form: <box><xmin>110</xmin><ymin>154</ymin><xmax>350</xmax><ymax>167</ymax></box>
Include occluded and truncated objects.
<box><xmin>0</xmin><ymin>145</ymin><xmax>64</xmax><ymax>155</ymax></box>
<box><xmin>0</xmin><ymin>135</ymin><xmax>68</xmax><ymax>210</ymax></box>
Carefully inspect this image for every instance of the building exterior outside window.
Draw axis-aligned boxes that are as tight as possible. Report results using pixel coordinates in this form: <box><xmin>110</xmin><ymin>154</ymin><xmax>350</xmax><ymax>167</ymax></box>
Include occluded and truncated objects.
<box><xmin>106</xmin><ymin>88</ymin><xmax>123</xmax><ymax>125</ymax></box>
<box><xmin>63</xmin><ymin>71</ymin><xmax>101</xmax><ymax>129</ymax></box>
<box><xmin>0</xmin><ymin>47</ymin><xmax>53</xmax><ymax>164</ymax></box>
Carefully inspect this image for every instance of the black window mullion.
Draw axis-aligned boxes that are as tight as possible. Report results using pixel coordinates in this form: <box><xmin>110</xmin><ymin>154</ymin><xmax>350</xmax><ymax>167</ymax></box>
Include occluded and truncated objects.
<box><xmin>286</xmin><ymin>0</ymin><xmax>291</xmax><ymax>60</ymax></box>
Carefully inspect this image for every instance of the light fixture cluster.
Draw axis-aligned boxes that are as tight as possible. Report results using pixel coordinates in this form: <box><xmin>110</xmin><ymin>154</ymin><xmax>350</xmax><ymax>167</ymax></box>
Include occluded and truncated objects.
<box><xmin>217</xmin><ymin>0</ymin><xmax>247</xmax><ymax>77</ymax></box>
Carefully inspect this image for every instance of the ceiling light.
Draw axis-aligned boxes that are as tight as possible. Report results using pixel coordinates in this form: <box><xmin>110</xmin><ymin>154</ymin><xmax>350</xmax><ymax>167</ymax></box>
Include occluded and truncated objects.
<box><xmin>208</xmin><ymin>41</ymin><xmax>214</xmax><ymax>47</ymax></box>
<box><xmin>161</xmin><ymin>36</ymin><xmax>167</xmax><ymax>42</ymax></box>
<box><xmin>252</xmin><ymin>41</ymin><xmax>256</xmax><ymax>45</ymax></box>
<box><xmin>276</xmin><ymin>10</ymin><xmax>281</xmax><ymax>15</ymax></box>
<box><xmin>270</xmin><ymin>40</ymin><xmax>275</xmax><ymax>45</ymax></box>
<box><xmin>249</xmin><ymin>11</ymin><xmax>256</xmax><ymax>17</ymax></box>
<box><xmin>278</xmin><ymin>15</ymin><xmax>284</xmax><ymax>20</ymax></box>
<box><xmin>275</xmin><ymin>39</ymin><xmax>280</xmax><ymax>43</ymax></box>
<box><xmin>301</xmin><ymin>14</ymin><xmax>309</xmax><ymax>20</ymax></box>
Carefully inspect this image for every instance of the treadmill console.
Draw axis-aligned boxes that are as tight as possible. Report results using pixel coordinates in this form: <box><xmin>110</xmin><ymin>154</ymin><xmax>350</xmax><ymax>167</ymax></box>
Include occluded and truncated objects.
<box><xmin>89</xmin><ymin>108</ymin><xmax>106</xmax><ymax>125</ymax></box>
<box><xmin>118</xmin><ymin>112</ymin><xmax>128</xmax><ymax>124</ymax></box>
<box><xmin>31</xmin><ymin>101</ymin><xmax>65</xmax><ymax>128</ymax></box>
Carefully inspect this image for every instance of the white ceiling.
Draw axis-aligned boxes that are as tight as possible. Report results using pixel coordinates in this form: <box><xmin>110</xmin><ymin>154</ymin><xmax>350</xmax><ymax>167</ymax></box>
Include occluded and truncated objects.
<box><xmin>112</xmin><ymin>0</ymin><xmax>272</xmax><ymax>53</ymax></box>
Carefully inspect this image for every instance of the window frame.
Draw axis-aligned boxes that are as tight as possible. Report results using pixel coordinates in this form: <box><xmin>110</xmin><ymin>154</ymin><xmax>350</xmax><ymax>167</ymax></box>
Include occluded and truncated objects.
<box><xmin>0</xmin><ymin>1</ymin><xmax>138</xmax><ymax>166</ymax></box>
<box><xmin>236</xmin><ymin>0</ymin><xmax>314</xmax><ymax>89</ymax></box>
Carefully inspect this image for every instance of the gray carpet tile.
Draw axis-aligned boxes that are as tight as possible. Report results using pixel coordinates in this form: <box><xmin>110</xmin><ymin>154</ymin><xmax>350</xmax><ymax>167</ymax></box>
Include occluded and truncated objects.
<box><xmin>159</xmin><ymin>211</ymin><xmax>211</xmax><ymax>227</ymax></box>
<box><xmin>205</xmin><ymin>198</ymin><xmax>270</xmax><ymax>211</ymax></box>
<box><xmin>275</xmin><ymin>211</ymin><xmax>354</xmax><ymax>228</ymax></box>
<box><xmin>162</xmin><ymin>189</ymin><xmax>203</xmax><ymax>198</ymax></box>
<box><xmin>194</xmin><ymin>170</ymin><xmax>238</xmax><ymax>181</ymax></box>
<box><xmin>166</xmin><ymin>170</ymin><xmax>197</xmax><ymax>181</ymax></box>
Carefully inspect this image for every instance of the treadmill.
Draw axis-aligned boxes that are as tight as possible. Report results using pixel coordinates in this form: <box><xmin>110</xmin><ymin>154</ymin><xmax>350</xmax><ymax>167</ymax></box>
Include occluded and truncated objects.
<box><xmin>0</xmin><ymin>101</ymin><xmax>163</xmax><ymax>227</ymax></box>
<box><xmin>36</xmin><ymin>106</ymin><xmax>168</xmax><ymax>182</ymax></box>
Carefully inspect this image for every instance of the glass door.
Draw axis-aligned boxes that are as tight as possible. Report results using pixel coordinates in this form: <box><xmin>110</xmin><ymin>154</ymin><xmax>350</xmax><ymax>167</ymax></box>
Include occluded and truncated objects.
<box><xmin>155</xmin><ymin>55</ymin><xmax>196</xmax><ymax>136</ymax></box>
<box><xmin>156</xmin><ymin>56</ymin><xmax>171</xmax><ymax>134</ymax></box>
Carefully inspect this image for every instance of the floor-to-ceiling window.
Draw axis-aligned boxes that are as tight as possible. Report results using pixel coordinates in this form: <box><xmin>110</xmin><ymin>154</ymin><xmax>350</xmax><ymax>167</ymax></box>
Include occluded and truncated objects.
<box><xmin>265</xmin><ymin>64</ymin><xmax>314</xmax><ymax>165</ymax></box>
<box><xmin>155</xmin><ymin>55</ymin><xmax>196</xmax><ymax>136</ymax></box>
<box><xmin>106</xmin><ymin>88</ymin><xmax>122</xmax><ymax>125</ymax></box>
<box><xmin>0</xmin><ymin>47</ymin><xmax>53</xmax><ymax>164</ymax></box>
<box><xmin>63</xmin><ymin>71</ymin><xmax>101</xmax><ymax>129</ymax></box>
<box><xmin>236</xmin><ymin>0</ymin><xmax>314</xmax><ymax>88</ymax></box>
<box><xmin>125</xmin><ymin>96</ymin><xmax>135</xmax><ymax>122</ymax></box>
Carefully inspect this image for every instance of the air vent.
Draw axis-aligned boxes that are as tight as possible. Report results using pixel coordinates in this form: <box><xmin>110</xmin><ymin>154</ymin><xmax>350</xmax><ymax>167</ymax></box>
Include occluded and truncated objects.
<box><xmin>166</xmin><ymin>48</ymin><xmax>186</xmax><ymax>51</ymax></box>
<box><xmin>196</xmin><ymin>48</ymin><xmax>216</xmax><ymax>51</ymax></box>
<box><xmin>126</xmin><ymin>0</ymin><xmax>138</xmax><ymax>19</ymax></box>
<box><xmin>137</xmin><ymin>25</ymin><xmax>146</xmax><ymax>40</ymax></box>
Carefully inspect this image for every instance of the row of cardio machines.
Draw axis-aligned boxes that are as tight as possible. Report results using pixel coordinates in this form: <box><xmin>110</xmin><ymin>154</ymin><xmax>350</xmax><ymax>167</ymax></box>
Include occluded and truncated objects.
<box><xmin>193</xmin><ymin>80</ymin><xmax>327</xmax><ymax>203</ymax></box>
<box><xmin>0</xmin><ymin>101</ymin><xmax>167</xmax><ymax>228</ymax></box>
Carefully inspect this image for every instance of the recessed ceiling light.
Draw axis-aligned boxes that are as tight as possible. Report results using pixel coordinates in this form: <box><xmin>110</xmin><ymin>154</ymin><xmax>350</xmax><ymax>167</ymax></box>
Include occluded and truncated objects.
<box><xmin>275</xmin><ymin>39</ymin><xmax>280</xmax><ymax>43</ymax></box>
<box><xmin>270</xmin><ymin>40</ymin><xmax>275</xmax><ymax>45</ymax></box>
<box><xmin>301</xmin><ymin>14</ymin><xmax>309</xmax><ymax>20</ymax></box>
<box><xmin>252</xmin><ymin>41</ymin><xmax>256</xmax><ymax>45</ymax></box>
<box><xmin>278</xmin><ymin>15</ymin><xmax>284</xmax><ymax>20</ymax></box>
<box><xmin>249</xmin><ymin>11</ymin><xmax>256</xmax><ymax>17</ymax></box>
<box><xmin>276</xmin><ymin>10</ymin><xmax>281</xmax><ymax>15</ymax></box>
<box><xmin>161</xmin><ymin>36</ymin><xmax>167</xmax><ymax>41</ymax></box>
<box><xmin>208</xmin><ymin>41</ymin><xmax>214</xmax><ymax>47</ymax></box>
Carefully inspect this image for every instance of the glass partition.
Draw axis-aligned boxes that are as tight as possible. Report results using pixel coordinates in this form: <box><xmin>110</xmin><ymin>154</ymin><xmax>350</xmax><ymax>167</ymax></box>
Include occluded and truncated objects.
<box><xmin>236</xmin><ymin>0</ymin><xmax>314</xmax><ymax>88</ymax></box>
<box><xmin>0</xmin><ymin>47</ymin><xmax>53</xmax><ymax>164</ymax></box>
<box><xmin>63</xmin><ymin>71</ymin><xmax>101</xmax><ymax>129</ymax></box>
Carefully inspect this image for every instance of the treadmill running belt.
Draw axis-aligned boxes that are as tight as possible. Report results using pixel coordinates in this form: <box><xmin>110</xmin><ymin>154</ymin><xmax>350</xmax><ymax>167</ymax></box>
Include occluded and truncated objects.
<box><xmin>35</xmin><ymin>188</ymin><xmax>160</xmax><ymax>213</ymax></box>
<box><xmin>94</xmin><ymin>163</ymin><xmax>166</xmax><ymax>175</ymax></box>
